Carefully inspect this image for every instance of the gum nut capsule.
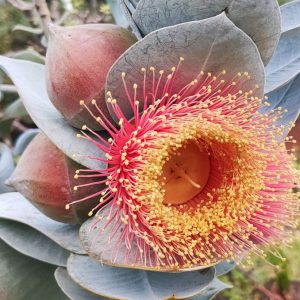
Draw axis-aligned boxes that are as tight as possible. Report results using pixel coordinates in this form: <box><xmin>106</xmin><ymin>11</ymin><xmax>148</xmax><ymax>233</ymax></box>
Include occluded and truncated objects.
<box><xmin>7</xmin><ymin>133</ymin><xmax>104</xmax><ymax>224</ymax></box>
<box><xmin>45</xmin><ymin>23</ymin><xmax>137</xmax><ymax>130</ymax></box>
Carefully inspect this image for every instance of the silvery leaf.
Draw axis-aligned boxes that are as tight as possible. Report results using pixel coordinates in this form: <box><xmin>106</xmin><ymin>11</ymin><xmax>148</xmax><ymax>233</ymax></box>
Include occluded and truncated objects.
<box><xmin>0</xmin><ymin>143</ymin><xmax>15</xmax><ymax>193</ymax></box>
<box><xmin>132</xmin><ymin>0</ymin><xmax>281</xmax><ymax>64</ymax></box>
<box><xmin>2</xmin><ymin>98</ymin><xmax>27</xmax><ymax>121</ymax></box>
<box><xmin>13</xmin><ymin>128</ymin><xmax>40</xmax><ymax>156</ymax></box>
<box><xmin>11</xmin><ymin>48</ymin><xmax>45</xmax><ymax>64</ymax></box>
<box><xmin>265</xmin><ymin>0</ymin><xmax>300</xmax><ymax>93</ymax></box>
<box><xmin>106</xmin><ymin>13</ymin><xmax>265</xmax><ymax>122</ymax></box>
<box><xmin>187</xmin><ymin>278</ymin><xmax>232</xmax><ymax>300</ymax></box>
<box><xmin>107</xmin><ymin>0</ymin><xmax>129</xmax><ymax>28</ymax></box>
<box><xmin>119</xmin><ymin>0</ymin><xmax>143</xmax><ymax>38</ymax></box>
<box><xmin>55</xmin><ymin>267</ymin><xmax>104</xmax><ymax>300</ymax></box>
<box><xmin>67</xmin><ymin>254</ymin><xmax>215</xmax><ymax>299</ymax></box>
<box><xmin>215</xmin><ymin>260</ymin><xmax>236</xmax><ymax>276</ymax></box>
<box><xmin>281</xmin><ymin>0</ymin><xmax>300</xmax><ymax>33</ymax></box>
<box><xmin>0</xmin><ymin>219</ymin><xmax>69</xmax><ymax>267</ymax></box>
<box><xmin>264</xmin><ymin>74</ymin><xmax>300</xmax><ymax>137</ymax></box>
<box><xmin>0</xmin><ymin>192</ymin><xmax>85</xmax><ymax>254</ymax></box>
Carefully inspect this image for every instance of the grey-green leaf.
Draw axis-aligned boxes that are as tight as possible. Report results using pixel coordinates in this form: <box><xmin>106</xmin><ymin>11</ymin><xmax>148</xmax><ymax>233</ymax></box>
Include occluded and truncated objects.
<box><xmin>13</xmin><ymin>24</ymin><xmax>44</xmax><ymax>35</ymax></box>
<box><xmin>0</xmin><ymin>219</ymin><xmax>69</xmax><ymax>267</ymax></box>
<box><xmin>265</xmin><ymin>0</ymin><xmax>300</xmax><ymax>93</ymax></box>
<box><xmin>0</xmin><ymin>192</ymin><xmax>85</xmax><ymax>254</ymax></box>
<box><xmin>215</xmin><ymin>261</ymin><xmax>236</xmax><ymax>276</ymax></box>
<box><xmin>11</xmin><ymin>48</ymin><xmax>45</xmax><ymax>64</ymax></box>
<box><xmin>0</xmin><ymin>56</ymin><xmax>105</xmax><ymax>170</ymax></box>
<box><xmin>132</xmin><ymin>0</ymin><xmax>281</xmax><ymax>64</ymax></box>
<box><xmin>2</xmin><ymin>98</ymin><xmax>28</xmax><ymax>121</ymax></box>
<box><xmin>55</xmin><ymin>267</ymin><xmax>104</xmax><ymax>300</ymax></box>
<box><xmin>106</xmin><ymin>13</ymin><xmax>265</xmax><ymax>122</ymax></box>
<box><xmin>0</xmin><ymin>143</ymin><xmax>15</xmax><ymax>193</ymax></box>
<box><xmin>146</xmin><ymin>268</ymin><xmax>215</xmax><ymax>299</ymax></box>
<box><xmin>120</xmin><ymin>0</ymin><xmax>143</xmax><ymax>38</ymax></box>
<box><xmin>264</xmin><ymin>74</ymin><xmax>300</xmax><ymax>137</ymax></box>
<box><xmin>187</xmin><ymin>278</ymin><xmax>232</xmax><ymax>300</ymax></box>
<box><xmin>67</xmin><ymin>254</ymin><xmax>215</xmax><ymax>299</ymax></box>
<box><xmin>107</xmin><ymin>0</ymin><xmax>129</xmax><ymax>28</ymax></box>
<box><xmin>13</xmin><ymin>128</ymin><xmax>40</xmax><ymax>156</ymax></box>
<box><xmin>281</xmin><ymin>0</ymin><xmax>300</xmax><ymax>32</ymax></box>
<box><xmin>0</xmin><ymin>239</ymin><xmax>68</xmax><ymax>300</ymax></box>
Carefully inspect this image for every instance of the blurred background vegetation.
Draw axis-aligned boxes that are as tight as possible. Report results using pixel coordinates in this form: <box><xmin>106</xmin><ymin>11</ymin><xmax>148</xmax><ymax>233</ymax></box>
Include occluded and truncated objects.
<box><xmin>0</xmin><ymin>0</ymin><xmax>299</xmax><ymax>299</ymax></box>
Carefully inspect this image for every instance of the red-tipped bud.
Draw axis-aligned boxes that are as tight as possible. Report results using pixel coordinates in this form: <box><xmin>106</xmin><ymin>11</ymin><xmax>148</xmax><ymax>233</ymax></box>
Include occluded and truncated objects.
<box><xmin>45</xmin><ymin>23</ymin><xmax>137</xmax><ymax>130</ymax></box>
<box><xmin>8</xmin><ymin>133</ymin><xmax>102</xmax><ymax>224</ymax></box>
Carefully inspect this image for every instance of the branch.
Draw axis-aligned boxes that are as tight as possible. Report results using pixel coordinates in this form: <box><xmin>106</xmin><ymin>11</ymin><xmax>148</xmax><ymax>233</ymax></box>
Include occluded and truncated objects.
<box><xmin>1</xmin><ymin>85</ymin><xmax>18</xmax><ymax>94</ymax></box>
<box><xmin>35</xmin><ymin>0</ymin><xmax>52</xmax><ymax>39</ymax></box>
<box><xmin>7</xmin><ymin>0</ymin><xmax>34</xmax><ymax>11</ymax></box>
<box><xmin>256</xmin><ymin>285</ymin><xmax>285</xmax><ymax>300</ymax></box>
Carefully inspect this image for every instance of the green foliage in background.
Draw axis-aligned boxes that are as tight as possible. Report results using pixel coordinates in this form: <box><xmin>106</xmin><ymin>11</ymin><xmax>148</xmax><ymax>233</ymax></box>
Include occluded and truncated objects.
<box><xmin>0</xmin><ymin>5</ymin><xmax>30</xmax><ymax>54</ymax></box>
<box><xmin>279</xmin><ymin>0</ymin><xmax>292</xmax><ymax>4</ymax></box>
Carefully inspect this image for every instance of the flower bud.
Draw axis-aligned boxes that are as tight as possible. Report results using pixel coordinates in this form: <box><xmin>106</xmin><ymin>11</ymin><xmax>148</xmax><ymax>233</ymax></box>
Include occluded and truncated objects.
<box><xmin>46</xmin><ymin>24</ymin><xmax>137</xmax><ymax>130</ymax></box>
<box><xmin>8</xmin><ymin>133</ymin><xmax>103</xmax><ymax>224</ymax></box>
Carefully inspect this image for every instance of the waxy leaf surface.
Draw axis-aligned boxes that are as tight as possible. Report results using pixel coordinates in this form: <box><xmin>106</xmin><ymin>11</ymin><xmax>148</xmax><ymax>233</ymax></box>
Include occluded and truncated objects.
<box><xmin>264</xmin><ymin>74</ymin><xmax>300</xmax><ymax>137</ymax></box>
<box><xmin>13</xmin><ymin>128</ymin><xmax>40</xmax><ymax>156</ymax></box>
<box><xmin>120</xmin><ymin>0</ymin><xmax>143</xmax><ymax>38</ymax></box>
<box><xmin>0</xmin><ymin>219</ymin><xmax>69</xmax><ymax>267</ymax></box>
<box><xmin>187</xmin><ymin>278</ymin><xmax>232</xmax><ymax>300</ymax></box>
<box><xmin>67</xmin><ymin>254</ymin><xmax>215</xmax><ymax>299</ymax></box>
<box><xmin>0</xmin><ymin>144</ymin><xmax>14</xmax><ymax>193</ymax></box>
<box><xmin>0</xmin><ymin>192</ymin><xmax>85</xmax><ymax>254</ymax></box>
<box><xmin>132</xmin><ymin>0</ymin><xmax>281</xmax><ymax>64</ymax></box>
<box><xmin>106</xmin><ymin>14</ymin><xmax>265</xmax><ymax>122</ymax></box>
<box><xmin>107</xmin><ymin>0</ymin><xmax>129</xmax><ymax>28</ymax></box>
<box><xmin>55</xmin><ymin>267</ymin><xmax>104</xmax><ymax>300</ymax></box>
<box><xmin>265</xmin><ymin>0</ymin><xmax>300</xmax><ymax>93</ymax></box>
<box><xmin>215</xmin><ymin>261</ymin><xmax>236</xmax><ymax>276</ymax></box>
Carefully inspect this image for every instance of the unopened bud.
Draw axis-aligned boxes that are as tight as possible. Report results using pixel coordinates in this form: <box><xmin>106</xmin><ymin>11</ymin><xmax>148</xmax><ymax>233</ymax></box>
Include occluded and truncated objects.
<box><xmin>46</xmin><ymin>24</ymin><xmax>137</xmax><ymax>130</ymax></box>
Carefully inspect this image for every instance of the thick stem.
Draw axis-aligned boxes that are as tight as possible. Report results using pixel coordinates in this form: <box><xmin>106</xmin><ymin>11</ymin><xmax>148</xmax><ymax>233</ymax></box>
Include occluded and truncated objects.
<box><xmin>50</xmin><ymin>0</ymin><xmax>60</xmax><ymax>21</ymax></box>
<box><xmin>35</xmin><ymin>0</ymin><xmax>52</xmax><ymax>39</ymax></box>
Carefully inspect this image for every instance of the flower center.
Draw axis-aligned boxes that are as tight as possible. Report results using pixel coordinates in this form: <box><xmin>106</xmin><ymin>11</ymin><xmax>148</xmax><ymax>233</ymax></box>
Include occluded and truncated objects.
<box><xmin>162</xmin><ymin>142</ymin><xmax>210</xmax><ymax>205</ymax></box>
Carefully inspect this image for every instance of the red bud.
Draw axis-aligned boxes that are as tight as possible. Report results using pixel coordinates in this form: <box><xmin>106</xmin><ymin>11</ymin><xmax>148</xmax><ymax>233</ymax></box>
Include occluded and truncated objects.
<box><xmin>46</xmin><ymin>24</ymin><xmax>137</xmax><ymax>130</ymax></box>
<box><xmin>8</xmin><ymin>133</ymin><xmax>102</xmax><ymax>224</ymax></box>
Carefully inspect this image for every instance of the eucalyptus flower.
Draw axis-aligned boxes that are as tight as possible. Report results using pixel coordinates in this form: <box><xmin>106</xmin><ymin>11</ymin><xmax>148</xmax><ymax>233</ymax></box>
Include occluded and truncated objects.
<box><xmin>76</xmin><ymin>14</ymin><xmax>299</xmax><ymax>272</ymax></box>
<box><xmin>0</xmin><ymin>1</ymin><xmax>300</xmax><ymax>299</ymax></box>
